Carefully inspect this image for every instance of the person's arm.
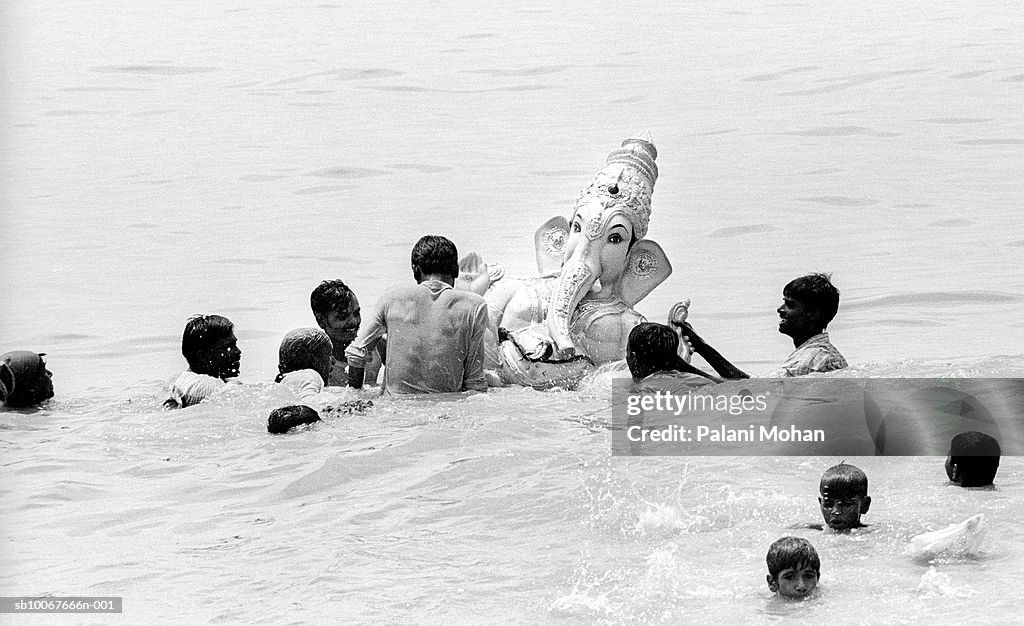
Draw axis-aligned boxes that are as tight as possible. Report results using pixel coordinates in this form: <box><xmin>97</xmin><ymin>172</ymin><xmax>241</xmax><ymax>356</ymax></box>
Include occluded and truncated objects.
<box><xmin>462</xmin><ymin>301</ymin><xmax>489</xmax><ymax>392</ymax></box>
<box><xmin>676</xmin><ymin>322</ymin><xmax>750</xmax><ymax>380</ymax></box>
<box><xmin>345</xmin><ymin>296</ymin><xmax>388</xmax><ymax>389</ymax></box>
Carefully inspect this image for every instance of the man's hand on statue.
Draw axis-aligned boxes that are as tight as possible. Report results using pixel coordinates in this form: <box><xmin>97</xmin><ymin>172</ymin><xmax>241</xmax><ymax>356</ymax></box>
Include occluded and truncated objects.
<box><xmin>679</xmin><ymin>322</ymin><xmax>706</xmax><ymax>352</ymax></box>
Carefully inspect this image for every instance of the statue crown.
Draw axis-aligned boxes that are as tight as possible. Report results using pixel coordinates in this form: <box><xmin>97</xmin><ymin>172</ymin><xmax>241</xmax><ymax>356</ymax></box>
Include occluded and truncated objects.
<box><xmin>574</xmin><ymin>137</ymin><xmax>658</xmax><ymax>240</ymax></box>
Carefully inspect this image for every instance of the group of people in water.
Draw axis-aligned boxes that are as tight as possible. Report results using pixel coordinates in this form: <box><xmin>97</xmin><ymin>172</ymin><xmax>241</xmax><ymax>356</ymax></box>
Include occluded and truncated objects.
<box><xmin>1</xmin><ymin>229</ymin><xmax>1007</xmax><ymax>604</ymax></box>
<box><xmin>769</xmin><ymin>447</ymin><xmax>1000</xmax><ymax>599</ymax></box>
<box><xmin>148</xmin><ymin>231</ymin><xmax>850</xmax><ymax>431</ymax></box>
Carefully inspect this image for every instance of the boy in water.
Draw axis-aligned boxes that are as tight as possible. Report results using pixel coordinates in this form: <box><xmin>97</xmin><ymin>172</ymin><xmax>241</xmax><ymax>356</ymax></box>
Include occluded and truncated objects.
<box><xmin>275</xmin><ymin>327</ymin><xmax>333</xmax><ymax>406</ymax></box>
<box><xmin>945</xmin><ymin>431</ymin><xmax>1001</xmax><ymax>488</ymax></box>
<box><xmin>0</xmin><ymin>350</ymin><xmax>54</xmax><ymax>408</ymax></box>
<box><xmin>625</xmin><ymin>322</ymin><xmax>719</xmax><ymax>387</ymax></box>
<box><xmin>676</xmin><ymin>273</ymin><xmax>848</xmax><ymax>378</ymax></box>
<box><xmin>164</xmin><ymin>314</ymin><xmax>241</xmax><ymax>409</ymax></box>
<box><xmin>766</xmin><ymin>536</ymin><xmax>820</xmax><ymax>599</ymax></box>
<box><xmin>310</xmin><ymin>279</ymin><xmax>383</xmax><ymax>386</ymax></box>
<box><xmin>813</xmin><ymin>463</ymin><xmax>871</xmax><ymax>531</ymax></box>
<box><xmin>345</xmin><ymin>235</ymin><xmax>489</xmax><ymax>395</ymax></box>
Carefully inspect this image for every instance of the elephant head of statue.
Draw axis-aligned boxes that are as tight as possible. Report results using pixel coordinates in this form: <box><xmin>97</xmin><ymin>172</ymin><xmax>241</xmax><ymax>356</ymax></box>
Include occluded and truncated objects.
<box><xmin>535</xmin><ymin>137</ymin><xmax>673</xmax><ymax>354</ymax></box>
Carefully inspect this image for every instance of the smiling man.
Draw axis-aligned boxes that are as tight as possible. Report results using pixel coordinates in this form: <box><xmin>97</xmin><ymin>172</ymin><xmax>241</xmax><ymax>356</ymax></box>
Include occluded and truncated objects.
<box><xmin>674</xmin><ymin>272</ymin><xmax>847</xmax><ymax>379</ymax></box>
<box><xmin>311</xmin><ymin>279</ymin><xmax>383</xmax><ymax>386</ymax></box>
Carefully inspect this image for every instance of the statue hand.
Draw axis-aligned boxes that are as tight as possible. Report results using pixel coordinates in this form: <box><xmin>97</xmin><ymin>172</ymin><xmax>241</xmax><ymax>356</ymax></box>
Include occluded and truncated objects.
<box><xmin>668</xmin><ymin>299</ymin><xmax>691</xmax><ymax>328</ymax></box>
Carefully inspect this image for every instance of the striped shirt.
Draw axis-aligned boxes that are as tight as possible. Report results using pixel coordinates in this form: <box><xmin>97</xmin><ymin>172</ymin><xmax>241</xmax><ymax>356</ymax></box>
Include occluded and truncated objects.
<box><xmin>768</xmin><ymin>332</ymin><xmax>847</xmax><ymax>377</ymax></box>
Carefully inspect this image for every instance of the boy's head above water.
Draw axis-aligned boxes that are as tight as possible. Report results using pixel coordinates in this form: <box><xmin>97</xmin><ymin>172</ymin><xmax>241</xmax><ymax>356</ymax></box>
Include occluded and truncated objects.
<box><xmin>766</xmin><ymin>536</ymin><xmax>820</xmax><ymax>599</ymax></box>
<box><xmin>946</xmin><ymin>431</ymin><xmax>1001</xmax><ymax>488</ymax></box>
<box><xmin>818</xmin><ymin>463</ymin><xmax>871</xmax><ymax>530</ymax></box>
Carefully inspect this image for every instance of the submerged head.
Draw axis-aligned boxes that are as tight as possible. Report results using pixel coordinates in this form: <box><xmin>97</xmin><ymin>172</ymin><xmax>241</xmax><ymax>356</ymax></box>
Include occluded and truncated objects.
<box><xmin>818</xmin><ymin>463</ymin><xmax>871</xmax><ymax>530</ymax></box>
<box><xmin>946</xmin><ymin>431</ymin><xmax>1001</xmax><ymax>488</ymax></box>
<box><xmin>626</xmin><ymin>322</ymin><xmax>687</xmax><ymax>380</ymax></box>
<box><xmin>0</xmin><ymin>350</ymin><xmax>54</xmax><ymax>407</ymax></box>
<box><xmin>267</xmin><ymin>405</ymin><xmax>322</xmax><ymax>434</ymax></box>
<box><xmin>277</xmin><ymin>328</ymin><xmax>333</xmax><ymax>384</ymax></box>
<box><xmin>778</xmin><ymin>273</ymin><xmax>840</xmax><ymax>339</ymax></box>
<box><xmin>411</xmin><ymin>235</ymin><xmax>459</xmax><ymax>284</ymax></box>
<box><xmin>311</xmin><ymin>280</ymin><xmax>361</xmax><ymax>355</ymax></box>
<box><xmin>766</xmin><ymin>537</ymin><xmax>820</xmax><ymax>599</ymax></box>
<box><xmin>182</xmin><ymin>315</ymin><xmax>241</xmax><ymax>380</ymax></box>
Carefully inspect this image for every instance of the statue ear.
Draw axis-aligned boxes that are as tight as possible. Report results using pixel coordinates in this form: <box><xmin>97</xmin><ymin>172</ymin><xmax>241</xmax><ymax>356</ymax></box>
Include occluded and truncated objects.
<box><xmin>620</xmin><ymin>240</ymin><xmax>672</xmax><ymax>307</ymax></box>
<box><xmin>534</xmin><ymin>216</ymin><xmax>569</xmax><ymax>277</ymax></box>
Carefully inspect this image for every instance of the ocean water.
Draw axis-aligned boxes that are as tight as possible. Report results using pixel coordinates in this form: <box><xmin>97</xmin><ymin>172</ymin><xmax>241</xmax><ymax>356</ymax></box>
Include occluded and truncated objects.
<box><xmin>2</xmin><ymin>0</ymin><xmax>1023</xmax><ymax>622</ymax></box>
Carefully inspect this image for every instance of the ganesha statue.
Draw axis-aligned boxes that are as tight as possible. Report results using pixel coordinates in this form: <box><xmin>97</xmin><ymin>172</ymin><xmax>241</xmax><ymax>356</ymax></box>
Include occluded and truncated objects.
<box><xmin>468</xmin><ymin>136</ymin><xmax>682</xmax><ymax>388</ymax></box>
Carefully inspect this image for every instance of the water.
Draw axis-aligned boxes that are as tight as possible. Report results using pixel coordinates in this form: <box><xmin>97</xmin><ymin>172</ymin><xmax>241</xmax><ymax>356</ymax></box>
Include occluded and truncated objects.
<box><xmin>2</xmin><ymin>0</ymin><xmax>1023</xmax><ymax>622</ymax></box>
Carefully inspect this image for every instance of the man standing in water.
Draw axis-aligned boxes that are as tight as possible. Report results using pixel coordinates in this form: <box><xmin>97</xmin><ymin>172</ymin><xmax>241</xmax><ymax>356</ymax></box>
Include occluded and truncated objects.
<box><xmin>676</xmin><ymin>273</ymin><xmax>848</xmax><ymax>378</ymax></box>
<box><xmin>345</xmin><ymin>235</ymin><xmax>489</xmax><ymax>395</ymax></box>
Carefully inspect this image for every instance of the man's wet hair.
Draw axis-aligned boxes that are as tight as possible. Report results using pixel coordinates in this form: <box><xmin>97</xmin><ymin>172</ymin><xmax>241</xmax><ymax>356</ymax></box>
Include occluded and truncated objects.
<box><xmin>766</xmin><ymin>537</ymin><xmax>820</xmax><ymax>578</ymax></box>
<box><xmin>182</xmin><ymin>315</ymin><xmax>234</xmax><ymax>370</ymax></box>
<box><xmin>949</xmin><ymin>431</ymin><xmax>1001</xmax><ymax>487</ymax></box>
<box><xmin>626</xmin><ymin>322</ymin><xmax>690</xmax><ymax>380</ymax></box>
<box><xmin>267</xmin><ymin>405</ymin><xmax>322</xmax><ymax>434</ymax></box>
<box><xmin>411</xmin><ymin>235</ymin><xmax>459</xmax><ymax>281</ymax></box>
<box><xmin>310</xmin><ymin>280</ymin><xmax>356</xmax><ymax>318</ymax></box>
<box><xmin>784</xmin><ymin>273</ymin><xmax>840</xmax><ymax>328</ymax></box>
<box><xmin>819</xmin><ymin>462</ymin><xmax>868</xmax><ymax>498</ymax></box>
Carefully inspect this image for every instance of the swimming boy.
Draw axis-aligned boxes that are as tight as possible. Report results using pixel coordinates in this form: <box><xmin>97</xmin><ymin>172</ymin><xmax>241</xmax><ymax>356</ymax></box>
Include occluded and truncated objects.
<box><xmin>0</xmin><ymin>350</ymin><xmax>54</xmax><ymax>408</ymax></box>
<box><xmin>814</xmin><ymin>463</ymin><xmax>871</xmax><ymax>531</ymax></box>
<box><xmin>675</xmin><ymin>273</ymin><xmax>848</xmax><ymax>378</ymax></box>
<box><xmin>164</xmin><ymin>314</ymin><xmax>241</xmax><ymax>409</ymax></box>
<box><xmin>945</xmin><ymin>431</ymin><xmax>1001</xmax><ymax>488</ymax></box>
<box><xmin>766</xmin><ymin>536</ymin><xmax>820</xmax><ymax>599</ymax></box>
<box><xmin>345</xmin><ymin>235</ymin><xmax>489</xmax><ymax>395</ymax></box>
<box><xmin>311</xmin><ymin>279</ymin><xmax>384</xmax><ymax>386</ymax></box>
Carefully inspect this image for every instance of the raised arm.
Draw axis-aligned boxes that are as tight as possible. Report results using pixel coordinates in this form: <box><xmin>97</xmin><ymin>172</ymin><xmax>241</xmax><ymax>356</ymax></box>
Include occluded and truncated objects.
<box><xmin>674</xmin><ymin>320</ymin><xmax>750</xmax><ymax>380</ymax></box>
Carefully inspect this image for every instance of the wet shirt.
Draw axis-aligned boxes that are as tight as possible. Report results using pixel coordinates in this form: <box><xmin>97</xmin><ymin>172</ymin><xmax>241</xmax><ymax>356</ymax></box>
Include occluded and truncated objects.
<box><xmin>767</xmin><ymin>332</ymin><xmax>847</xmax><ymax>377</ymax></box>
<box><xmin>166</xmin><ymin>370</ymin><xmax>225</xmax><ymax>408</ymax></box>
<box><xmin>278</xmin><ymin>369</ymin><xmax>324</xmax><ymax>405</ymax></box>
<box><xmin>345</xmin><ymin>280</ymin><xmax>489</xmax><ymax>395</ymax></box>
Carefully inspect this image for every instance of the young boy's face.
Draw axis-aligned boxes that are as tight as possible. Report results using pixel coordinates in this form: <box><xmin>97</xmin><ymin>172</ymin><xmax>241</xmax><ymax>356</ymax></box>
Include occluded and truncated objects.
<box><xmin>317</xmin><ymin>297</ymin><xmax>361</xmax><ymax>353</ymax></box>
<box><xmin>202</xmin><ymin>332</ymin><xmax>241</xmax><ymax>379</ymax></box>
<box><xmin>768</xmin><ymin>565</ymin><xmax>819</xmax><ymax>599</ymax></box>
<box><xmin>818</xmin><ymin>492</ymin><xmax>870</xmax><ymax>530</ymax></box>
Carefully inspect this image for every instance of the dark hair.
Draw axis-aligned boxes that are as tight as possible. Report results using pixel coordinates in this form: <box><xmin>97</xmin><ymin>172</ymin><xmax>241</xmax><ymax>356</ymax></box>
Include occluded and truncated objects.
<box><xmin>626</xmin><ymin>323</ymin><xmax>690</xmax><ymax>380</ymax></box>
<box><xmin>784</xmin><ymin>273</ymin><xmax>840</xmax><ymax>328</ymax></box>
<box><xmin>310</xmin><ymin>280</ymin><xmax>356</xmax><ymax>318</ymax></box>
<box><xmin>411</xmin><ymin>235</ymin><xmax>459</xmax><ymax>281</ymax></box>
<box><xmin>949</xmin><ymin>431</ymin><xmax>1001</xmax><ymax>487</ymax></box>
<box><xmin>766</xmin><ymin>537</ymin><xmax>820</xmax><ymax>577</ymax></box>
<box><xmin>182</xmin><ymin>315</ymin><xmax>234</xmax><ymax>370</ymax></box>
<box><xmin>267</xmin><ymin>405</ymin><xmax>322</xmax><ymax>434</ymax></box>
<box><xmin>819</xmin><ymin>463</ymin><xmax>868</xmax><ymax>498</ymax></box>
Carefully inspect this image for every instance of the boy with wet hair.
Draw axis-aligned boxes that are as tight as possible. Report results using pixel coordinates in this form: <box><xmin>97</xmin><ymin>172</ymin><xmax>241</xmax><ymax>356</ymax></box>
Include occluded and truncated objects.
<box><xmin>310</xmin><ymin>279</ymin><xmax>383</xmax><ymax>386</ymax></box>
<box><xmin>766</xmin><ymin>536</ymin><xmax>820</xmax><ymax>599</ymax></box>
<box><xmin>816</xmin><ymin>462</ymin><xmax>871</xmax><ymax>531</ymax></box>
<box><xmin>275</xmin><ymin>327</ymin><xmax>333</xmax><ymax>406</ymax></box>
<box><xmin>345</xmin><ymin>235</ymin><xmax>489</xmax><ymax>395</ymax></box>
<box><xmin>946</xmin><ymin>431</ymin><xmax>1001</xmax><ymax>488</ymax></box>
<box><xmin>626</xmin><ymin>322</ymin><xmax>719</xmax><ymax>383</ymax></box>
<box><xmin>164</xmin><ymin>314</ymin><xmax>241</xmax><ymax>409</ymax></box>
<box><xmin>0</xmin><ymin>351</ymin><xmax>54</xmax><ymax>408</ymax></box>
<box><xmin>677</xmin><ymin>272</ymin><xmax>847</xmax><ymax>378</ymax></box>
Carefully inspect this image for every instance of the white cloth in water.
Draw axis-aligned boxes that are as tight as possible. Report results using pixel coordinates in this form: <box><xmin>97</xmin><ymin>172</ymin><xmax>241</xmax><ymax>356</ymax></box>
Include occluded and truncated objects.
<box><xmin>167</xmin><ymin>370</ymin><xmax>225</xmax><ymax>408</ymax></box>
<box><xmin>907</xmin><ymin>514</ymin><xmax>986</xmax><ymax>558</ymax></box>
<box><xmin>278</xmin><ymin>369</ymin><xmax>325</xmax><ymax>405</ymax></box>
